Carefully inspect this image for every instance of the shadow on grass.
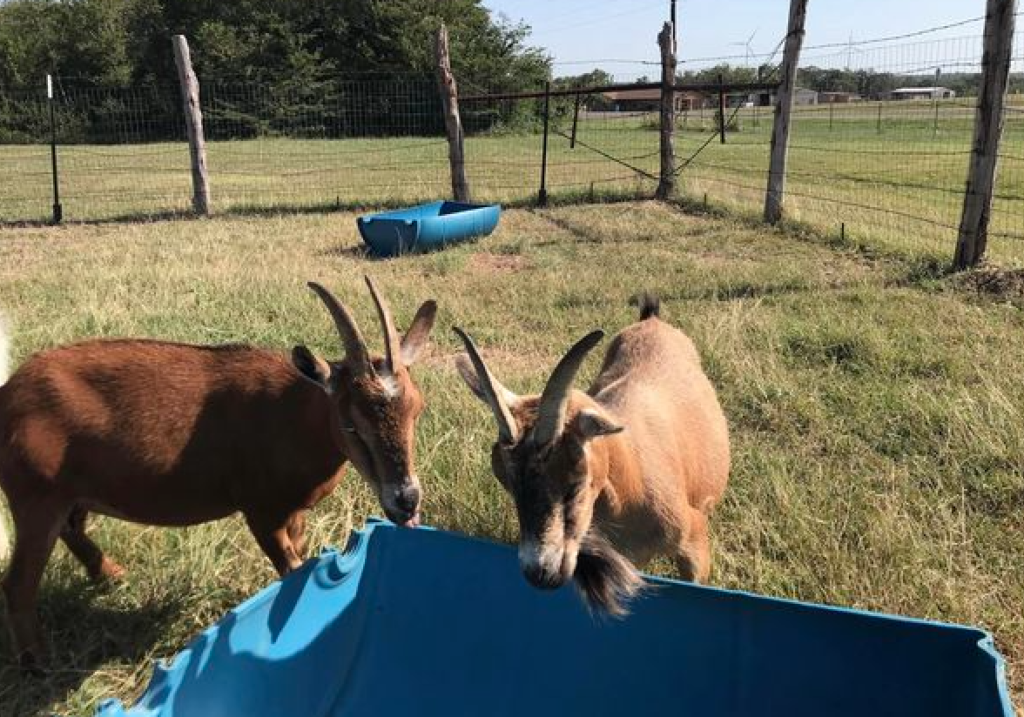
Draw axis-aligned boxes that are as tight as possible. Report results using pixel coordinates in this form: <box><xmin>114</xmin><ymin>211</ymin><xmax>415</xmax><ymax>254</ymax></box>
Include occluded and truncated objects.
<box><xmin>0</xmin><ymin>189</ymin><xmax>652</xmax><ymax>231</ymax></box>
<box><xmin>0</xmin><ymin>581</ymin><xmax>187</xmax><ymax>717</ymax></box>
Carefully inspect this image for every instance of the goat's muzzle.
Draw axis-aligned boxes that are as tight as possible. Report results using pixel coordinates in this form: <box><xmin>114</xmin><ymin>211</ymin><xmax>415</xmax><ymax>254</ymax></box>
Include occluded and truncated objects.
<box><xmin>383</xmin><ymin>482</ymin><xmax>422</xmax><ymax>527</ymax></box>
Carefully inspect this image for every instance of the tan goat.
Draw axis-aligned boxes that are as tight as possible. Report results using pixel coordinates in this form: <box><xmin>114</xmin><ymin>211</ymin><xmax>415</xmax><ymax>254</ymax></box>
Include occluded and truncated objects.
<box><xmin>0</xmin><ymin>278</ymin><xmax>436</xmax><ymax>668</ymax></box>
<box><xmin>455</xmin><ymin>296</ymin><xmax>729</xmax><ymax>613</ymax></box>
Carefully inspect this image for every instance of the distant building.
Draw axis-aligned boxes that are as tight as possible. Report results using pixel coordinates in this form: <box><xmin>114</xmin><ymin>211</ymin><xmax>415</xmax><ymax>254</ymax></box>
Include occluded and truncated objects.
<box><xmin>886</xmin><ymin>87</ymin><xmax>956</xmax><ymax>100</ymax></box>
<box><xmin>601</xmin><ymin>88</ymin><xmax>706</xmax><ymax>112</ymax></box>
<box><xmin>820</xmin><ymin>91</ymin><xmax>861</xmax><ymax>103</ymax></box>
<box><xmin>748</xmin><ymin>87</ymin><xmax>818</xmax><ymax>106</ymax></box>
<box><xmin>794</xmin><ymin>88</ymin><xmax>819</xmax><ymax>105</ymax></box>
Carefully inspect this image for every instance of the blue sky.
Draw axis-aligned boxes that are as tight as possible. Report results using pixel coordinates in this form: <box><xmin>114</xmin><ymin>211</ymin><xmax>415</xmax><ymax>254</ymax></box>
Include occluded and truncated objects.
<box><xmin>480</xmin><ymin>0</ymin><xmax>985</xmax><ymax>79</ymax></box>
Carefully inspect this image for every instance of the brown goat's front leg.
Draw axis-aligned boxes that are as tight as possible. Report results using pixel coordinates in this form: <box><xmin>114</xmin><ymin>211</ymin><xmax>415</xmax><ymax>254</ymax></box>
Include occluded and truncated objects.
<box><xmin>245</xmin><ymin>513</ymin><xmax>304</xmax><ymax>577</ymax></box>
<box><xmin>2</xmin><ymin>496</ymin><xmax>69</xmax><ymax>670</ymax></box>
<box><xmin>60</xmin><ymin>507</ymin><xmax>125</xmax><ymax>583</ymax></box>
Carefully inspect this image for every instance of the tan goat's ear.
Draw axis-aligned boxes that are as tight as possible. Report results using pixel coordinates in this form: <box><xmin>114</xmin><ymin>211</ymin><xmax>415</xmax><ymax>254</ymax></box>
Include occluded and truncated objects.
<box><xmin>454</xmin><ymin>353</ymin><xmax>486</xmax><ymax>400</ymax></box>
<box><xmin>400</xmin><ymin>300</ymin><xmax>438</xmax><ymax>366</ymax></box>
<box><xmin>292</xmin><ymin>345</ymin><xmax>334</xmax><ymax>393</ymax></box>
<box><xmin>574</xmin><ymin>410</ymin><xmax>624</xmax><ymax>441</ymax></box>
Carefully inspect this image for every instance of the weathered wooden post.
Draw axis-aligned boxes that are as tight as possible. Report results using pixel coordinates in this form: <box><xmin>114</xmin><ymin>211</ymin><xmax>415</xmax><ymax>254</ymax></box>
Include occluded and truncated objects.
<box><xmin>172</xmin><ymin>35</ymin><xmax>210</xmax><ymax>216</ymax></box>
<box><xmin>954</xmin><ymin>0</ymin><xmax>1017</xmax><ymax>270</ymax></box>
<box><xmin>763</xmin><ymin>0</ymin><xmax>808</xmax><ymax>224</ymax></box>
<box><xmin>435</xmin><ymin>23</ymin><xmax>470</xmax><ymax>202</ymax></box>
<box><xmin>655</xmin><ymin>22</ymin><xmax>676</xmax><ymax>200</ymax></box>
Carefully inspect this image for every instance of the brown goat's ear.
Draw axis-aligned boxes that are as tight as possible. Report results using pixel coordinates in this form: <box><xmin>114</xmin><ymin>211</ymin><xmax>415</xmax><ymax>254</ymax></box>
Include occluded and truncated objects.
<box><xmin>292</xmin><ymin>345</ymin><xmax>334</xmax><ymax>393</ymax></box>
<box><xmin>400</xmin><ymin>300</ymin><xmax>437</xmax><ymax>366</ymax></box>
<box><xmin>573</xmin><ymin>410</ymin><xmax>624</xmax><ymax>441</ymax></box>
<box><xmin>454</xmin><ymin>353</ymin><xmax>486</xmax><ymax>400</ymax></box>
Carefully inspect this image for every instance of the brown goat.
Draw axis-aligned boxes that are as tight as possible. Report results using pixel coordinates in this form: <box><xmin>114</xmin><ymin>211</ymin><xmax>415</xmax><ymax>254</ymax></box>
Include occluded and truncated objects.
<box><xmin>454</xmin><ymin>295</ymin><xmax>729</xmax><ymax>614</ymax></box>
<box><xmin>0</xmin><ymin>278</ymin><xmax>436</xmax><ymax>667</ymax></box>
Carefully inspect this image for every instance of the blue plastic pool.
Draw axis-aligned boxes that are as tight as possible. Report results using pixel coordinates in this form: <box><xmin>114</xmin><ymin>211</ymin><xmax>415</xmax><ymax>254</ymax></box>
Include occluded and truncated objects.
<box><xmin>356</xmin><ymin>201</ymin><xmax>500</xmax><ymax>257</ymax></box>
<box><xmin>93</xmin><ymin>520</ymin><xmax>1012</xmax><ymax>716</ymax></box>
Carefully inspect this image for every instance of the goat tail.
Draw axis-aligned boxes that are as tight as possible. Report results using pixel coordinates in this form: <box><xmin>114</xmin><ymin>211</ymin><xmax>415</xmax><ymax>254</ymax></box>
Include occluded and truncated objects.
<box><xmin>632</xmin><ymin>292</ymin><xmax>661</xmax><ymax>321</ymax></box>
<box><xmin>573</xmin><ymin>529</ymin><xmax>645</xmax><ymax>617</ymax></box>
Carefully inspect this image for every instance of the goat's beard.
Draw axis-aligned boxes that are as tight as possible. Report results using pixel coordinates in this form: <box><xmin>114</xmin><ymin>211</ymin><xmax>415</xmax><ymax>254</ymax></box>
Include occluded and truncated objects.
<box><xmin>573</xmin><ymin>529</ymin><xmax>645</xmax><ymax>617</ymax></box>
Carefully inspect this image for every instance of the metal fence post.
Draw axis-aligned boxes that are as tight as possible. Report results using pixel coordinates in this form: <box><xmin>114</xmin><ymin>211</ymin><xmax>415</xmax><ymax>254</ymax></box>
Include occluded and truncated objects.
<box><xmin>570</xmin><ymin>93</ymin><xmax>581</xmax><ymax>149</ymax></box>
<box><xmin>47</xmin><ymin>74</ymin><xmax>62</xmax><ymax>225</ymax></box>
<box><xmin>718</xmin><ymin>73</ymin><xmax>727</xmax><ymax>144</ymax></box>
<box><xmin>538</xmin><ymin>81</ymin><xmax>550</xmax><ymax>206</ymax></box>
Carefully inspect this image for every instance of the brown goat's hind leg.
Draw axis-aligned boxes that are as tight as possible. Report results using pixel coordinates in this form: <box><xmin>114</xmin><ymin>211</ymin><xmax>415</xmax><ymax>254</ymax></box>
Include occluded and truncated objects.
<box><xmin>60</xmin><ymin>507</ymin><xmax>125</xmax><ymax>583</ymax></box>
<box><xmin>245</xmin><ymin>514</ymin><xmax>303</xmax><ymax>577</ymax></box>
<box><xmin>2</xmin><ymin>497</ymin><xmax>68</xmax><ymax>670</ymax></box>
<box><xmin>674</xmin><ymin>509</ymin><xmax>711</xmax><ymax>584</ymax></box>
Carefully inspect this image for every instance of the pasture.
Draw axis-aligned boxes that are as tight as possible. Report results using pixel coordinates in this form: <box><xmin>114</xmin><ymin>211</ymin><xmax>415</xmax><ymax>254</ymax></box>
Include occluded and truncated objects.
<box><xmin>2</xmin><ymin>98</ymin><xmax>1023</xmax><ymax>266</ymax></box>
<box><xmin>0</xmin><ymin>200</ymin><xmax>1022</xmax><ymax>715</ymax></box>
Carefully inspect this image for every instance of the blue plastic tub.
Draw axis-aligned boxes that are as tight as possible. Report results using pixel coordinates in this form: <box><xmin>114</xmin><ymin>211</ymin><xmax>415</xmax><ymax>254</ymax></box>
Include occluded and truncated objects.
<box><xmin>93</xmin><ymin>520</ymin><xmax>1012</xmax><ymax>717</ymax></box>
<box><xmin>356</xmin><ymin>201</ymin><xmax>500</xmax><ymax>257</ymax></box>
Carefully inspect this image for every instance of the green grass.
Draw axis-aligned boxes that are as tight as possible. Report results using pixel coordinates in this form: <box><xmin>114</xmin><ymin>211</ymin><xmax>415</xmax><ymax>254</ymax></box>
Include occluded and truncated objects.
<box><xmin>3</xmin><ymin>98</ymin><xmax>1023</xmax><ymax>266</ymax></box>
<box><xmin>0</xmin><ymin>200</ymin><xmax>1022</xmax><ymax>715</ymax></box>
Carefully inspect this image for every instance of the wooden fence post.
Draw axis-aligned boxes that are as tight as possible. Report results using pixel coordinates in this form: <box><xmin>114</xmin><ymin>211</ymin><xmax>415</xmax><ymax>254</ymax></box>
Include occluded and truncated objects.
<box><xmin>435</xmin><ymin>23</ymin><xmax>470</xmax><ymax>202</ymax></box>
<box><xmin>763</xmin><ymin>0</ymin><xmax>808</xmax><ymax>225</ymax></box>
<box><xmin>954</xmin><ymin>0</ymin><xmax>1017</xmax><ymax>270</ymax></box>
<box><xmin>655</xmin><ymin>22</ymin><xmax>676</xmax><ymax>200</ymax></box>
<box><xmin>172</xmin><ymin>35</ymin><xmax>210</xmax><ymax>216</ymax></box>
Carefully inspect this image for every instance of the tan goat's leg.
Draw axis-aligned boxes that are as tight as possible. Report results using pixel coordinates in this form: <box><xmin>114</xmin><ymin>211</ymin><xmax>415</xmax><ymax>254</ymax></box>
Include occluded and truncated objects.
<box><xmin>2</xmin><ymin>496</ymin><xmax>68</xmax><ymax>670</ymax></box>
<box><xmin>245</xmin><ymin>514</ymin><xmax>304</xmax><ymax>577</ymax></box>
<box><xmin>60</xmin><ymin>506</ymin><xmax>125</xmax><ymax>583</ymax></box>
<box><xmin>674</xmin><ymin>509</ymin><xmax>711</xmax><ymax>584</ymax></box>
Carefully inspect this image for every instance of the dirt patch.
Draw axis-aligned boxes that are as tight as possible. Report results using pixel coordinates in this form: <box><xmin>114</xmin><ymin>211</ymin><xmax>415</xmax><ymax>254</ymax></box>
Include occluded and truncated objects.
<box><xmin>953</xmin><ymin>265</ymin><xmax>1024</xmax><ymax>304</ymax></box>
<box><xmin>470</xmin><ymin>252</ymin><xmax>530</xmax><ymax>273</ymax></box>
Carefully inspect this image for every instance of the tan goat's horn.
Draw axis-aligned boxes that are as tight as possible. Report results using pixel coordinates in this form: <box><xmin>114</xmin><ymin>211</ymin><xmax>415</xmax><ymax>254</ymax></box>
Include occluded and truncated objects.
<box><xmin>533</xmin><ymin>330</ymin><xmax>605</xmax><ymax>447</ymax></box>
<box><xmin>364</xmin><ymin>276</ymin><xmax>402</xmax><ymax>375</ymax></box>
<box><xmin>307</xmin><ymin>282</ymin><xmax>373</xmax><ymax>375</ymax></box>
<box><xmin>453</xmin><ymin>327</ymin><xmax>519</xmax><ymax>444</ymax></box>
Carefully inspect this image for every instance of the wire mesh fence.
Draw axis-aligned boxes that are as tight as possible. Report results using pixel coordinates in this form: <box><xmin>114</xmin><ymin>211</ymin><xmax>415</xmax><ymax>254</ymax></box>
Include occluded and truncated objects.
<box><xmin>1</xmin><ymin>23</ymin><xmax>1023</xmax><ymax>268</ymax></box>
<box><xmin>677</xmin><ymin>29</ymin><xmax>1024</xmax><ymax>265</ymax></box>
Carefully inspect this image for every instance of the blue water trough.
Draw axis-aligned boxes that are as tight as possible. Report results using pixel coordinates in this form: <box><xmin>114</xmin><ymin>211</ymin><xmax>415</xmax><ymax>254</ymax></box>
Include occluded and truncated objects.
<box><xmin>357</xmin><ymin>201</ymin><xmax>500</xmax><ymax>257</ymax></box>
<box><xmin>93</xmin><ymin>520</ymin><xmax>1013</xmax><ymax>717</ymax></box>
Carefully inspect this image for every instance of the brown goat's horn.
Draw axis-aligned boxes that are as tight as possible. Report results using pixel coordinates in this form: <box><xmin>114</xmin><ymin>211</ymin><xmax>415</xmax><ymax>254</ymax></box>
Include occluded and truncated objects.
<box><xmin>533</xmin><ymin>330</ymin><xmax>605</xmax><ymax>447</ymax></box>
<box><xmin>364</xmin><ymin>276</ymin><xmax>402</xmax><ymax>375</ymax></box>
<box><xmin>307</xmin><ymin>282</ymin><xmax>373</xmax><ymax>375</ymax></box>
<box><xmin>453</xmin><ymin>327</ymin><xmax>519</xmax><ymax>445</ymax></box>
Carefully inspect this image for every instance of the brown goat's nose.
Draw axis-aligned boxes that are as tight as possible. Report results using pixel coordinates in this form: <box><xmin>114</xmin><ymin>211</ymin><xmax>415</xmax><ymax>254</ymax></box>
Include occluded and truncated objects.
<box><xmin>393</xmin><ymin>485</ymin><xmax>421</xmax><ymax>514</ymax></box>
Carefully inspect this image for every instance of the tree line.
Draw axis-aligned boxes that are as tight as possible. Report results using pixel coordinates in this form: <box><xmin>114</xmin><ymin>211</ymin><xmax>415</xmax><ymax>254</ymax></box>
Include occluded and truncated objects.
<box><xmin>0</xmin><ymin>0</ymin><xmax>550</xmax><ymax>142</ymax></box>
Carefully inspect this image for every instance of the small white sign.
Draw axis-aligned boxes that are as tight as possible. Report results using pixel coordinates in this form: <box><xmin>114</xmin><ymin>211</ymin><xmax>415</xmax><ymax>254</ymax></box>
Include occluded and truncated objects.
<box><xmin>46</xmin><ymin>74</ymin><xmax>53</xmax><ymax>99</ymax></box>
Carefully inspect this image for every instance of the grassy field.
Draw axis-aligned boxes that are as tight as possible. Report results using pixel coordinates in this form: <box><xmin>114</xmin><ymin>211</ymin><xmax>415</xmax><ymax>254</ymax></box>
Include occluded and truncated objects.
<box><xmin>0</xmin><ymin>200</ymin><xmax>1022</xmax><ymax>715</ymax></box>
<box><xmin>2</xmin><ymin>98</ymin><xmax>1023</xmax><ymax>266</ymax></box>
